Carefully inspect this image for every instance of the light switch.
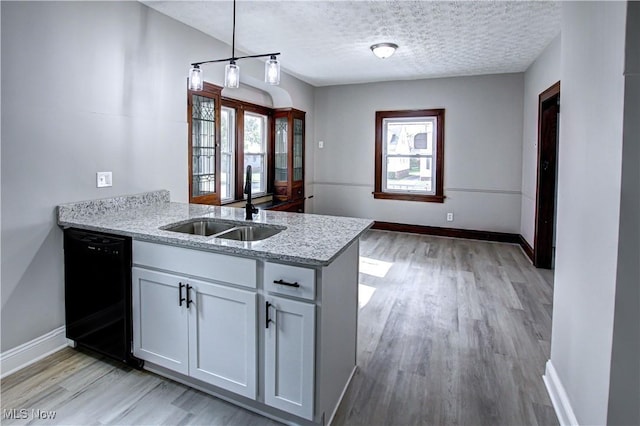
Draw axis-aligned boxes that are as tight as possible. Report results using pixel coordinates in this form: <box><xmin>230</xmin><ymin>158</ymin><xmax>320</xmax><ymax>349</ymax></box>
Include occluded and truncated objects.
<box><xmin>318</xmin><ymin>141</ymin><xmax>324</xmax><ymax>149</ymax></box>
<box><xmin>97</xmin><ymin>171</ymin><xmax>112</xmax><ymax>188</ymax></box>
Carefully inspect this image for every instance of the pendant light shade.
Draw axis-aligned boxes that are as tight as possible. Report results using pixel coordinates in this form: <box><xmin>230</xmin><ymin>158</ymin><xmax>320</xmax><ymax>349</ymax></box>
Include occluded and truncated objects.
<box><xmin>265</xmin><ymin>55</ymin><xmax>280</xmax><ymax>85</ymax></box>
<box><xmin>189</xmin><ymin>65</ymin><xmax>203</xmax><ymax>91</ymax></box>
<box><xmin>370</xmin><ymin>43</ymin><xmax>398</xmax><ymax>59</ymax></box>
<box><xmin>225</xmin><ymin>62</ymin><xmax>240</xmax><ymax>88</ymax></box>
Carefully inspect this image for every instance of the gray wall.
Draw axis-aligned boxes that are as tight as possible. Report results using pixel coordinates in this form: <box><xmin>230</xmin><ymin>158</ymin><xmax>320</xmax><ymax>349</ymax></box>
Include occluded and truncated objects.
<box><xmin>608</xmin><ymin>2</ymin><xmax>640</xmax><ymax>424</ymax></box>
<box><xmin>520</xmin><ymin>36</ymin><xmax>561</xmax><ymax>247</ymax></box>
<box><xmin>313</xmin><ymin>74</ymin><xmax>524</xmax><ymax>233</ymax></box>
<box><xmin>550</xmin><ymin>2</ymin><xmax>627</xmax><ymax>424</ymax></box>
<box><xmin>0</xmin><ymin>1</ymin><xmax>314</xmax><ymax>352</ymax></box>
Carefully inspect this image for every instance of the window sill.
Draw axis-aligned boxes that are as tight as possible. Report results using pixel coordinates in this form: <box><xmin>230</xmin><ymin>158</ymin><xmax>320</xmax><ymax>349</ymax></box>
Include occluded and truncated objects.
<box><xmin>372</xmin><ymin>192</ymin><xmax>445</xmax><ymax>203</ymax></box>
<box><xmin>222</xmin><ymin>194</ymin><xmax>273</xmax><ymax>207</ymax></box>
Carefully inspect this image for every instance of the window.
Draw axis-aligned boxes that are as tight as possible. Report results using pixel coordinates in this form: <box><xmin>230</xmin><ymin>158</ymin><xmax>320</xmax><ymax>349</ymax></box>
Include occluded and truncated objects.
<box><xmin>374</xmin><ymin>109</ymin><xmax>445</xmax><ymax>203</ymax></box>
<box><xmin>243</xmin><ymin>112</ymin><xmax>268</xmax><ymax>197</ymax></box>
<box><xmin>221</xmin><ymin>99</ymin><xmax>272</xmax><ymax>203</ymax></box>
<box><xmin>221</xmin><ymin>106</ymin><xmax>236</xmax><ymax>202</ymax></box>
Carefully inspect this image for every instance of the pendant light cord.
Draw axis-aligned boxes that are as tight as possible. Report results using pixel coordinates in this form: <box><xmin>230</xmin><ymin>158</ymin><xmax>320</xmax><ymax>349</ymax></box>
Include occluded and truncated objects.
<box><xmin>231</xmin><ymin>0</ymin><xmax>236</xmax><ymax>61</ymax></box>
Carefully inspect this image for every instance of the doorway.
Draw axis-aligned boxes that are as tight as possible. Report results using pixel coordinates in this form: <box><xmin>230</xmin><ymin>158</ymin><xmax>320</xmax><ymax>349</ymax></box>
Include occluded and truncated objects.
<box><xmin>534</xmin><ymin>81</ymin><xmax>560</xmax><ymax>269</ymax></box>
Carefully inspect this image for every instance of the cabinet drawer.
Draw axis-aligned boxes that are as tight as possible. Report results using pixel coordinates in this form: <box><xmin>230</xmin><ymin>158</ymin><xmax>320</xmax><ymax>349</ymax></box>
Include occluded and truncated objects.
<box><xmin>133</xmin><ymin>241</ymin><xmax>256</xmax><ymax>288</ymax></box>
<box><xmin>264</xmin><ymin>262</ymin><xmax>315</xmax><ymax>300</ymax></box>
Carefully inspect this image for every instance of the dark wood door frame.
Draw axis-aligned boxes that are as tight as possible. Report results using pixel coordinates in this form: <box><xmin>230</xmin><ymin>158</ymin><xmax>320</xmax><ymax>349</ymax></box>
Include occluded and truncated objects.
<box><xmin>534</xmin><ymin>81</ymin><xmax>560</xmax><ymax>269</ymax></box>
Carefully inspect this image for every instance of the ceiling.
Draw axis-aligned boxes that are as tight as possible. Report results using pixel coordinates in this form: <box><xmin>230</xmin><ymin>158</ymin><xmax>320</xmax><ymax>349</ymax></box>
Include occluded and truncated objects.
<box><xmin>143</xmin><ymin>1</ymin><xmax>561</xmax><ymax>87</ymax></box>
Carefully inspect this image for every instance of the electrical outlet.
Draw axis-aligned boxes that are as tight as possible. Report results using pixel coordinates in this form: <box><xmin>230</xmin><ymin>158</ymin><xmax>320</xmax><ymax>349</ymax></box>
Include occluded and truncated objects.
<box><xmin>318</xmin><ymin>140</ymin><xmax>324</xmax><ymax>149</ymax></box>
<box><xmin>446</xmin><ymin>212</ymin><xmax>454</xmax><ymax>222</ymax></box>
<box><xmin>97</xmin><ymin>171</ymin><xmax>112</xmax><ymax>188</ymax></box>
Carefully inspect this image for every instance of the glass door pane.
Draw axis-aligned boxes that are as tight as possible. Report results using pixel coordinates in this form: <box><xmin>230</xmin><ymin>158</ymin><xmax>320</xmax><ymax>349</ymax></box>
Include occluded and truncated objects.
<box><xmin>293</xmin><ymin>118</ymin><xmax>303</xmax><ymax>182</ymax></box>
<box><xmin>192</xmin><ymin>95</ymin><xmax>216</xmax><ymax>197</ymax></box>
<box><xmin>275</xmin><ymin>117</ymin><xmax>288</xmax><ymax>182</ymax></box>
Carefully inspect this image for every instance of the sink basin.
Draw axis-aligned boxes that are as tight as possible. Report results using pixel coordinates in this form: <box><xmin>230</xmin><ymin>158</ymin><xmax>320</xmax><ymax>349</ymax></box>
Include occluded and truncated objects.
<box><xmin>162</xmin><ymin>220</ymin><xmax>236</xmax><ymax>236</ymax></box>
<box><xmin>216</xmin><ymin>226</ymin><xmax>282</xmax><ymax>242</ymax></box>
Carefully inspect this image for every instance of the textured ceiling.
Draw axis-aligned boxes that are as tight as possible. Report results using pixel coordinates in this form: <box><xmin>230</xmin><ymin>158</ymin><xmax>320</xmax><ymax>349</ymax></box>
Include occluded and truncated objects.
<box><xmin>143</xmin><ymin>0</ymin><xmax>561</xmax><ymax>87</ymax></box>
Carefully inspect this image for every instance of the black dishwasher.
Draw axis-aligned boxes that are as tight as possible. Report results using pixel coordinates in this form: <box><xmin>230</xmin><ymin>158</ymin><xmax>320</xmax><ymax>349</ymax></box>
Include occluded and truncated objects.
<box><xmin>63</xmin><ymin>228</ymin><xmax>142</xmax><ymax>368</ymax></box>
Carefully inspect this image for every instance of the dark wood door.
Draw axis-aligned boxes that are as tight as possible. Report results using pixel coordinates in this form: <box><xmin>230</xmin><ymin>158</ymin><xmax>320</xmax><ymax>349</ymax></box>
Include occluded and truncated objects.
<box><xmin>534</xmin><ymin>82</ymin><xmax>560</xmax><ymax>269</ymax></box>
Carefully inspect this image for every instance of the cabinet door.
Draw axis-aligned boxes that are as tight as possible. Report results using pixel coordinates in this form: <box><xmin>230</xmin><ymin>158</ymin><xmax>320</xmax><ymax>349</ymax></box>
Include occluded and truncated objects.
<box><xmin>265</xmin><ymin>296</ymin><xmax>315</xmax><ymax>420</ymax></box>
<box><xmin>189</xmin><ymin>279</ymin><xmax>257</xmax><ymax>399</ymax></box>
<box><xmin>189</xmin><ymin>83</ymin><xmax>222</xmax><ymax>205</ymax></box>
<box><xmin>132</xmin><ymin>268</ymin><xmax>189</xmax><ymax>375</ymax></box>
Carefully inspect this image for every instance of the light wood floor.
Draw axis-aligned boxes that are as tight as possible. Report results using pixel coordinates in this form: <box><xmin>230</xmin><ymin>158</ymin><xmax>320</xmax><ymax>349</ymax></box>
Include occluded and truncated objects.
<box><xmin>1</xmin><ymin>230</ymin><xmax>558</xmax><ymax>425</ymax></box>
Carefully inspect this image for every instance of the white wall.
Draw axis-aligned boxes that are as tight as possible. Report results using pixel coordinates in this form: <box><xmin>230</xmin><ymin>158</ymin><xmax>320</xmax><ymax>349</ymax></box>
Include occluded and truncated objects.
<box><xmin>550</xmin><ymin>2</ymin><xmax>627</xmax><ymax>424</ymax></box>
<box><xmin>313</xmin><ymin>74</ymin><xmax>524</xmax><ymax>233</ymax></box>
<box><xmin>0</xmin><ymin>1</ymin><xmax>314</xmax><ymax>352</ymax></box>
<box><xmin>607</xmin><ymin>3</ymin><xmax>640</xmax><ymax>424</ymax></box>
<box><xmin>520</xmin><ymin>36</ymin><xmax>561</xmax><ymax>247</ymax></box>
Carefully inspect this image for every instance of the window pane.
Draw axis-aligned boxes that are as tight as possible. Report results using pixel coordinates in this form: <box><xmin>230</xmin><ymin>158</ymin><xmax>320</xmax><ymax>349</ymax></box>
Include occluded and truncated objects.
<box><xmin>382</xmin><ymin>116</ymin><xmax>436</xmax><ymax>195</ymax></box>
<box><xmin>385</xmin><ymin>156</ymin><xmax>433</xmax><ymax>194</ymax></box>
<box><xmin>221</xmin><ymin>107</ymin><xmax>235</xmax><ymax>201</ymax></box>
<box><xmin>244</xmin><ymin>112</ymin><xmax>267</xmax><ymax>196</ymax></box>
<box><xmin>221</xmin><ymin>153</ymin><xmax>233</xmax><ymax>201</ymax></box>
<box><xmin>244</xmin><ymin>113</ymin><xmax>266</xmax><ymax>154</ymax></box>
<box><xmin>244</xmin><ymin>153</ymin><xmax>265</xmax><ymax>194</ymax></box>
<box><xmin>192</xmin><ymin>95</ymin><xmax>215</xmax><ymax>197</ymax></box>
<box><xmin>385</xmin><ymin>119</ymin><xmax>434</xmax><ymax>155</ymax></box>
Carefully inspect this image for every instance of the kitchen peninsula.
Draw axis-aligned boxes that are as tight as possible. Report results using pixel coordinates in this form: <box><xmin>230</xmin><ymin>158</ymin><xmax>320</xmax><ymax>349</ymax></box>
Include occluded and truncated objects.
<box><xmin>57</xmin><ymin>190</ymin><xmax>372</xmax><ymax>426</ymax></box>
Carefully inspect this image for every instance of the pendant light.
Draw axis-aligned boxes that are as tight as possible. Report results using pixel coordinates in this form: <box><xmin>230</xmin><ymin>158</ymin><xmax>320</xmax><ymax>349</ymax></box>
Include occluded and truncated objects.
<box><xmin>188</xmin><ymin>0</ymin><xmax>281</xmax><ymax>90</ymax></box>
<box><xmin>188</xmin><ymin>65</ymin><xmax>204</xmax><ymax>91</ymax></box>
<box><xmin>265</xmin><ymin>55</ymin><xmax>280</xmax><ymax>85</ymax></box>
<box><xmin>225</xmin><ymin>61</ymin><xmax>240</xmax><ymax>89</ymax></box>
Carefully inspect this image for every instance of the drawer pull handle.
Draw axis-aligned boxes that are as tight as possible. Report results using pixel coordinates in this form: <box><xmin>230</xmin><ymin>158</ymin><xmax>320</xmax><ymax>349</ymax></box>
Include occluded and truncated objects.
<box><xmin>273</xmin><ymin>279</ymin><xmax>300</xmax><ymax>288</ymax></box>
<box><xmin>186</xmin><ymin>284</ymin><xmax>193</xmax><ymax>308</ymax></box>
<box><xmin>179</xmin><ymin>282</ymin><xmax>185</xmax><ymax>306</ymax></box>
<box><xmin>266</xmin><ymin>301</ymin><xmax>273</xmax><ymax>328</ymax></box>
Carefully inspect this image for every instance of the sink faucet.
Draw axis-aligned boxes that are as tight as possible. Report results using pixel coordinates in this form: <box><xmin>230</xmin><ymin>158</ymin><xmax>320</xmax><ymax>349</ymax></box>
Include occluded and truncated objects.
<box><xmin>244</xmin><ymin>165</ymin><xmax>258</xmax><ymax>220</ymax></box>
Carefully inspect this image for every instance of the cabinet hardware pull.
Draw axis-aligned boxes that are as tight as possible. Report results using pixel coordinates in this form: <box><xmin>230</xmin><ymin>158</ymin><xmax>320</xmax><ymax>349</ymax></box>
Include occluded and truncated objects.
<box><xmin>273</xmin><ymin>279</ymin><xmax>300</xmax><ymax>288</ymax></box>
<box><xmin>179</xmin><ymin>282</ymin><xmax>185</xmax><ymax>306</ymax></box>
<box><xmin>186</xmin><ymin>284</ymin><xmax>193</xmax><ymax>308</ymax></box>
<box><xmin>265</xmin><ymin>301</ymin><xmax>273</xmax><ymax>328</ymax></box>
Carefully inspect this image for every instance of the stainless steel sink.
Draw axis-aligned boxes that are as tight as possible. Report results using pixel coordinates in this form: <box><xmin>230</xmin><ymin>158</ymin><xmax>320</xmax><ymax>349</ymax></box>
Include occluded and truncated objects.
<box><xmin>161</xmin><ymin>220</ymin><xmax>236</xmax><ymax>236</ymax></box>
<box><xmin>215</xmin><ymin>226</ymin><xmax>282</xmax><ymax>241</ymax></box>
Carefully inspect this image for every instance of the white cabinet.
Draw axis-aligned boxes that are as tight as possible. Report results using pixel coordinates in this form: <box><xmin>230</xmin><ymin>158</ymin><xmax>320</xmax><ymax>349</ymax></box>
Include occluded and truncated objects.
<box><xmin>132</xmin><ymin>268</ymin><xmax>189</xmax><ymax>374</ymax></box>
<box><xmin>131</xmin><ymin>239</ymin><xmax>360</xmax><ymax>425</ymax></box>
<box><xmin>264</xmin><ymin>295</ymin><xmax>315</xmax><ymax>420</ymax></box>
<box><xmin>189</xmin><ymin>280</ymin><xmax>256</xmax><ymax>398</ymax></box>
<box><xmin>132</xmin><ymin>267</ymin><xmax>257</xmax><ymax>399</ymax></box>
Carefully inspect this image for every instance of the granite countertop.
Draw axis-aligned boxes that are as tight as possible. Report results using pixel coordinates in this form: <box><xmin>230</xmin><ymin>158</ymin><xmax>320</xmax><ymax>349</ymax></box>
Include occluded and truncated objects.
<box><xmin>57</xmin><ymin>191</ymin><xmax>373</xmax><ymax>266</ymax></box>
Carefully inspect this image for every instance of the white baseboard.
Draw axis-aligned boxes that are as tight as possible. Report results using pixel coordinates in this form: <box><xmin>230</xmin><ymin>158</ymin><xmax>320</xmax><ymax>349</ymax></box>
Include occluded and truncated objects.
<box><xmin>0</xmin><ymin>326</ymin><xmax>68</xmax><ymax>378</ymax></box>
<box><xmin>543</xmin><ymin>360</ymin><xmax>579</xmax><ymax>426</ymax></box>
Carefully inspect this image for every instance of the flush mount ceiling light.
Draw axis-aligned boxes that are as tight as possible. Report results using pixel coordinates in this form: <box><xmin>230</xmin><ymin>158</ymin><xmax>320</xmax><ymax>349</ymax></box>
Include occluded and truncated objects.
<box><xmin>370</xmin><ymin>42</ymin><xmax>398</xmax><ymax>59</ymax></box>
<box><xmin>189</xmin><ymin>0</ymin><xmax>281</xmax><ymax>90</ymax></box>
